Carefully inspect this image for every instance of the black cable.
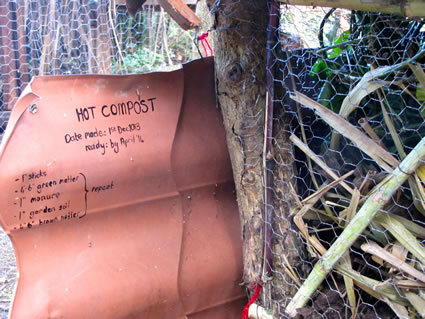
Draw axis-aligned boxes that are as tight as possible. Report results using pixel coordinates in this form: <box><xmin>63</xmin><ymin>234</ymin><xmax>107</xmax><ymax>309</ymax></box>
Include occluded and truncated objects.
<box><xmin>319</xmin><ymin>8</ymin><xmax>336</xmax><ymax>48</ymax></box>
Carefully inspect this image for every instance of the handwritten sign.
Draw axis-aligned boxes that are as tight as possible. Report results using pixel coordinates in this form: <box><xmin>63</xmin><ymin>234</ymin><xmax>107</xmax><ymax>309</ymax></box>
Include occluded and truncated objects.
<box><xmin>12</xmin><ymin>170</ymin><xmax>85</xmax><ymax>229</ymax></box>
<box><xmin>0</xmin><ymin>68</ymin><xmax>183</xmax><ymax>233</ymax></box>
<box><xmin>0</xmin><ymin>58</ymin><xmax>245</xmax><ymax>319</ymax></box>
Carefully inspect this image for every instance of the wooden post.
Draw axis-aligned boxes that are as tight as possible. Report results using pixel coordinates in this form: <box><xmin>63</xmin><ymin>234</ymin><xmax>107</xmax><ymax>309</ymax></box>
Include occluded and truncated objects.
<box><xmin>211</xmin><ymin>0</ymin><xmax>269</xmax><ymax>286</ymax></box>
<box><xmin>210</xmin><ymin>1</ymin><xmax>305</xmax><ymax>312</ymax></box>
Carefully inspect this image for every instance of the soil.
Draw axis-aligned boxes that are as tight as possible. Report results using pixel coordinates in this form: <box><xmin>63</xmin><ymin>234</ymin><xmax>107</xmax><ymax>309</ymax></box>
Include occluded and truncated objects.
<box><xmin>294</xmin><ymin>289</ymin><xmax>344</xmax><ymax>319</ymax></box>
<box><xmin>0</xmin><ymin>228</ymin><xmax>16</xmax><ymax>319</ymax></box>
<box><xmin>294</xmin><ymin>287</ymin><xmax>396</xmax><ymax>319</ymax></box>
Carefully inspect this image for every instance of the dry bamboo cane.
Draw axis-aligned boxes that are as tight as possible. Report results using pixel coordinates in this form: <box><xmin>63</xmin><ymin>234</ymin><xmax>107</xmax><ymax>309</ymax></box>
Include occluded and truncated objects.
<box><xmin>280</xmin><ymin>0</ymin><xmax>425</xmax><ymax>18</ymax></box>
<box><xmin>285</xmin><ymin>136</ymin><xmax>425</xmax><ymax>317</ymax></box>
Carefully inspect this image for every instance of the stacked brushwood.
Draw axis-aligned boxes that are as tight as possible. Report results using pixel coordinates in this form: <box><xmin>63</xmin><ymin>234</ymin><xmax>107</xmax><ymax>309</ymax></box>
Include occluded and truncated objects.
<box><xmin>282</xmin><ymin>11</ymin><xmax>425</xmax><ymax>319</ymax></box>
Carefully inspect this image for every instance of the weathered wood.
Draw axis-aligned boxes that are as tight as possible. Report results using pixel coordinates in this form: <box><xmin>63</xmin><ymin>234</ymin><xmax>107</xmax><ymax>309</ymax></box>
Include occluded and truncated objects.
<box><xmin>157</xmin><ymin>0</ymin><xmax>200</xmax><ymax>30</ymax></box>
<box><xmin>126</xmin><ymin>0</ymin><xmax>200</xmax><ymax>30</ymax></box>
<box><xmin>211</xmin><ymin>0</ymin><xmax>269</xmax><ymax>286</ymax></box>
<box><xmin>281</xmin><ymin>0</ymin><xmax>425</xmax><ymax>18</ymax></box>
<box><xmin>210</xmin><ymin>1</ymin><xmax>304</xmax><ymax>309</ymax></box>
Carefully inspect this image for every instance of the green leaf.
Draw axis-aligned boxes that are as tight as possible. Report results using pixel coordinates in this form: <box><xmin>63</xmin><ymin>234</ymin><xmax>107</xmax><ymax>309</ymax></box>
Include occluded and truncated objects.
<box><xmin>328</xmin><ymin>30</ymin><xmax>350</xmax><ymax>59</ymax></box>
<box><xmin>417</xmin><ymin>87</ymin><xmax>425</xmax><ymax>102</ymax></box>
<box><xmin>310</xmin><ymin>58</ymin><xmax>328</xmax><ymax>78</ymax></box>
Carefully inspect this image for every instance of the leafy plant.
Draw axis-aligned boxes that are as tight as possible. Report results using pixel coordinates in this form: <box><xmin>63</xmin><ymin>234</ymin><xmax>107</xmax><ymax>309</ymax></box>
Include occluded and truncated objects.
<box><xmin>116</xmin><ymin>10</ymin><xmax>193</xmax><ymax>74</ymax></box>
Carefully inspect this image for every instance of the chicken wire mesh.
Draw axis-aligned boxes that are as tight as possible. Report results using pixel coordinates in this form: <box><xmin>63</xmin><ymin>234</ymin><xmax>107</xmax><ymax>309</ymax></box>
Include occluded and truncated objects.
<box><xmin>0</xmin><ymin>0</ymin><xmax>195</xmax><ymax>111</ymax></box>
<box><xmin>1</xmin><ymin>1</ymin><xmax>425</xmax><ymax>318</ymax></box>
<box><xmin>258</xmin><ymin>4</ymin><xmax>425</xmax><ymax>318</ymax></box>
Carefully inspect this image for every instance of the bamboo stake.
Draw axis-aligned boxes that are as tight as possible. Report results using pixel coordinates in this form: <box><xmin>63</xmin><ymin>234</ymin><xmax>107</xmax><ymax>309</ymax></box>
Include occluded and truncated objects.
<box><xmin>280</xmin><ymin>0</ymin><xmax>425</xmax><ymax>18</ymax></box>
<box><xmin>285</xmin><ymin>135</ymin><xmax>425</xmax><ymax>317</ymax></box>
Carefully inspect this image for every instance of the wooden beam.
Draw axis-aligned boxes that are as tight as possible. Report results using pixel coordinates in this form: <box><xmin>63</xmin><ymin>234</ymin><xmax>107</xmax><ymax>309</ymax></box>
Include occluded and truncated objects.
<box><xmin>125</xmin><ymin>0</ymin><xmax>199</xmax><ymax>29</ymax></box>
<box><xmin>281</xmin><ymin>0</ymin><xmax>425</xmax><ymax>18</ymax></box>
<box><xmin>157</xmin><ymin>0</ymin><xmax>200</xmax><ymax>30</ymax></box>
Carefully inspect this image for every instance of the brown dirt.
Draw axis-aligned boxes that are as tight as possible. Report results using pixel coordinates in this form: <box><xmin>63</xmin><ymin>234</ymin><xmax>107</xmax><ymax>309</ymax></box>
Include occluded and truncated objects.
<box><xmin>294</xmin><ymin>287</ymin><xmax>396</xmax><ymax>319</ymax></box>
<box><xmin>294</xmin><ymin>289</ymin><xmax>344</xmax><ymax>319</ymax></box>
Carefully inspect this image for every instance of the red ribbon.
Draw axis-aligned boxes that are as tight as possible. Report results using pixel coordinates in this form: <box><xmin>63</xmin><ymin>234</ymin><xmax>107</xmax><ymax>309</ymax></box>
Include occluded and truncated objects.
<box><xmin>198</xmin><ymin>32</ymin><xmax>213</xmax><ymax>57</ymax></box>
<box><xmin>241</xmin><ymin>284</ymin><xmax>262</xmax><ymax>319</ymax></box>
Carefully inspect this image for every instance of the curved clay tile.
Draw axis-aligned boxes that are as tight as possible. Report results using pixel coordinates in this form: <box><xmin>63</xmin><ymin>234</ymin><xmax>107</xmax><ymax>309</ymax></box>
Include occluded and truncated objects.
<box><xmin>0</xmin><ymin>57</ymin><xmax>245</xmax><ymax>319</ymax></box>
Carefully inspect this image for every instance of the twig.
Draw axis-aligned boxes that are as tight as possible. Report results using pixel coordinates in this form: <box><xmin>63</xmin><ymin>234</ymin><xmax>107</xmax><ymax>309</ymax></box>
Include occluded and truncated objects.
<box><xmin>285</xmin><ymin>135</ymin><xmax>425</xmax><ymax>317</ymax></box>
<box><xmin>152</xmin><ymin>6</ymin><xmax>163</xmax><ymax>65</ymax></box>
<box><xmin>358</xmin><ymin>118</ymin><xmax>385</xmax><ymax>149</ymax></box>
<box><xmin>376</xmin><ymin>213</ymin><xmax>425</xmax><ymax>266</ymax></box>
<box><xmin>290</xmin><ymin>134</ymin><xmax>354</xmax><ymax>194</ymax></box>
<box><xmin>358</xmin><ymin>170</ymin><xmax>375</xmax><ymax>195</ymax></box>
<box><xmin>316</xmin><ymin>35</ymin><xmax>376</xmax><ymax>54</ymax></box>
<box><xmin>286</xmin><ymin>53</ymin><xmax>334</xmax><ymax>217</ymax></box>
<box><xmin>291</xmin><ymin>92</ymin><xmax>398</xmax><ymax>172</ymax></box>
<box><xmin>161</xmin><ymin>8</ymin><xmax>172</xmax><ymax>65</ymax></box>
<box><xmin>294</xmin><ymin>170</ymin><xmax>354</xmax><ymax>248</ymax></box>
<box><xmin>361</xmin><ymin>241</ymin><xmax>425</xmax><ymax>283</ymax></box>
<box><xmin>300</xmin><ymin>171</ymin><xmax>354</xmax><ymax>205</ymax></box>
<box><xmin>318</xmin><ymin>8</ymin><xmax>335</xmax><ymax>48</ymax></box>
<box><xmin>405</xmin><ymin>292</ymin><xmax>425</xmax><ymax>317</ymax></box>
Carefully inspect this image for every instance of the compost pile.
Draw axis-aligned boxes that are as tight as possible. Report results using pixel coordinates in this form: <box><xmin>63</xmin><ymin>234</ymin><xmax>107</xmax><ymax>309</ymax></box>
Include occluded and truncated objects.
<box><xmin>282</xmin><ymin>11</ymin><xmax>425</xmax><ymax>318</ymax></box>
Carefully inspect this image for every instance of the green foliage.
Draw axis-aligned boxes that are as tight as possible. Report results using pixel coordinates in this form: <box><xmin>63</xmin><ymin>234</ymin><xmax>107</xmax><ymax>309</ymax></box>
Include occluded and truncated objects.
<box><xmin>112</xmin><ymin>47</ymin><xmax>167</xmax><ymax>74</ymax></box>
<box><xmin>112</xmin><ymin>10</ymin><xmax>194</xmax><ymax>74</ymax></box>
<box><xmin>310</xmin><ymin>31</ymin><xmax>351</xmax><ymax>79</ymax></box>
<box><xmin>417</xmin><ymin>86</ymin><xmax>425</xmax><ymax>102</ymax></box>
<box><xmin>309</xmin><ymin>30</ymin><xmax>352</xmax><ymax>112</ymax></box>
<box><xmin>327</xmin><ymin>30</ymin><xmax>350</xmax><ymax>58</ymax></box>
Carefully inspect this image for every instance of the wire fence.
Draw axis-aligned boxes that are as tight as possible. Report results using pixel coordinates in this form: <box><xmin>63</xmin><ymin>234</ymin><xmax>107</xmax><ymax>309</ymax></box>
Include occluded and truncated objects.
<box><xmin>0</xmin><ymin>1</ymin><xmax>194</xmax><ymax>317</ymax></box>
<box><xmin>1</xmin><ymin>1</ymin><xmax>425</xmax><ymax>318</ymax></box>
<box><xmin>0</xmin><ymin>0</ymin><xmax>194</xmax><ymax>112</ymax></box>
<box><xmin>262</xmin><ymin>5</ymin><xmax>425</xmax><ymax>318</ymax></box>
